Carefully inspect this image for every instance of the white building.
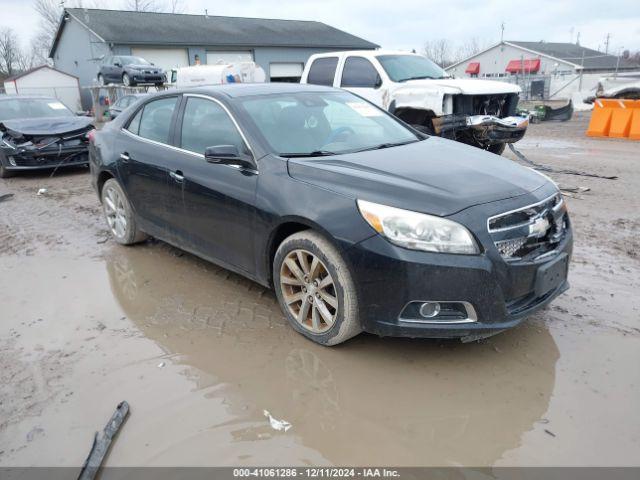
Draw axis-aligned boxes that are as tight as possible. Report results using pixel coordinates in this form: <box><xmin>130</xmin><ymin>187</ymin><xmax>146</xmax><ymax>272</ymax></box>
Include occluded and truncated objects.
<box><xmin>446</xmin><ymin>41</ymin><xmax>639</xmax><ymax>101</ymax></box>
<box><xmin>447</xmin><ymin>40</ymin><xmax>638</xmax><ymax>79</ymax></box>
<box><xmin>3</xmin><ymin>65</ymin><xmax>82</xmax><ymax>111</ymax></box>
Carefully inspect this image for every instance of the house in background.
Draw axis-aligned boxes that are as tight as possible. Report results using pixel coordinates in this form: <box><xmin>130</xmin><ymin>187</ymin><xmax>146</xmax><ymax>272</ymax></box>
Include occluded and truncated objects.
<box><xmin>2</xmin><ymin>65</ymin><xmax>82</xmax><ymax>111</ymax></box>
<box><xmin>446</xmin><ymin>40</ymin><xmax>640</xmax><ymax>101</ymax></box>
<box><xmin>446</xmin><ymin>40</ymin><xmax>639</xmax><ymax>79</ymax></box>
<box><xmin>49</xmin><ymin>8</ymin><xmax>378</xmax><ymax>108</ymax></box>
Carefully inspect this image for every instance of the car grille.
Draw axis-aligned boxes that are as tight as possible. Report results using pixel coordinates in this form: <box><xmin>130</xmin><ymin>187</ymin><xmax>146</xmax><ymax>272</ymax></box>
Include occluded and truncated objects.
<box><xmin>452</xmin><ymin>93</ymin><xmax>519</xmax><ymax>117</ymax></box>
<box><xmin>487</xmin><ymin>193</ymin><xmax>568</xmax><ymax>261</ymax></box>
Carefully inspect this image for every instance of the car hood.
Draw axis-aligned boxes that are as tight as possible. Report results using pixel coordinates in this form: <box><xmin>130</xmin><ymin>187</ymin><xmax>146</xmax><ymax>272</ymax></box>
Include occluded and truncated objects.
<box><xmin>287</xmin><ymin>137</ymin><xmax>548</xmax><ymax>217</ymax></box>
<box><xmin>399</xmin><ymin>78</ymin><xmax>521</xmax><ymax>95</ymax></box>
<box><xmin>0</xmin><ymin>116</ymin><xmax>94</xmax><ymax>137</ymax></box>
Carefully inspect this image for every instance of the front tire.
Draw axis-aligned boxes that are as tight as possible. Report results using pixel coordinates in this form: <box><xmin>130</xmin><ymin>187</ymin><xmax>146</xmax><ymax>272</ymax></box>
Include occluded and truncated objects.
<box><xmin>0</xmin><ymin>164</ymin><xmax>15</xmax><ymax>178</ymax></box>
<box><xmin>101</xmin><ymin>178</ymin><xmax>147</xmax><ymax>245</ymax></box>
<box><xmin>97</xmin><ymin>74</ymin><xmax>105</xmax><ymax>86</ymax></box>
<box><xmin>487</xmin><ymin>143</ymin><xmax>506</xmax><ymax>155</ymax></box>
<box><xmin>273</xmin><ymin>231</ymin><xmax>362</xmax><ymax>346</ymax></box>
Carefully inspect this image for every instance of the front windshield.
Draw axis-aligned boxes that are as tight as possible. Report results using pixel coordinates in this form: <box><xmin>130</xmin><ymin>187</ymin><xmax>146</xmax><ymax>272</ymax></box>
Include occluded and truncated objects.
<box><xmin>377</xmin><ymin>55</ymin><xmax>448</xmax><ymax>82</ymax></box>
<box><xmin>121</xmin><ymin>56</ymin><xmax>150</xmax><ymax>66</ymax></box>
<box><xmin>238</xmin><ymin>91</ymin><xmax>420</xmax><ymax>156</ymax></box>
<box><xmin>0</xmin><ymin>98</ymin><xmax>74</xmax><ymax>121</ymax></box>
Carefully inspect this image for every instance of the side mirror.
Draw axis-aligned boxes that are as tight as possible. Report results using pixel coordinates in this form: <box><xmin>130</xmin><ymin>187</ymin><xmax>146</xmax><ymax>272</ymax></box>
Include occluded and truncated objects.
<box><xmin>114</xmin><ymin>62</ymin><xmax>122</xmax><ymax>68</ymax></box>
<box><xmin>374</xmin><ymin>75</ymin><xmax>383</xmax><ymax>89</ymax></box>
<box><xmin>205</xmin><ymin>145</ymin><xmax>254</xmax><ymax>169</ymax></box>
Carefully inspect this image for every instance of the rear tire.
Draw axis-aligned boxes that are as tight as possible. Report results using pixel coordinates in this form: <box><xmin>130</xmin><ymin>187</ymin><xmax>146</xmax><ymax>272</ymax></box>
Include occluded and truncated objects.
<box><xmin>122</xmin><ymin>73</ymin><xmax>134</xmax><ymax>87</ymax></box>
<box><xmin>101</xmin><ymin>178</ymin><xmax>147</xmax><ymax>245</ymax></box>
<box><xmin>273</xmin><ymin>231</ymin><xmax>362</xmax><ymax>346</ymax></box>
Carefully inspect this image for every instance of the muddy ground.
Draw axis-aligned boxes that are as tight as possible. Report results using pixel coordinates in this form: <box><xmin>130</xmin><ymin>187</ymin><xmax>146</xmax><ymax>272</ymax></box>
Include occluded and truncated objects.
<box><xmin>0</xmin><ymin>113</ymin><xmax>638</xmax><ymax>467</ymax></box>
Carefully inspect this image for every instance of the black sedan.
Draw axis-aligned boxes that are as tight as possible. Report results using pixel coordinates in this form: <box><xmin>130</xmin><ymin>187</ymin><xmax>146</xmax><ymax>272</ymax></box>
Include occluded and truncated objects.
<box><xmin>89</xmin><ymin>84</ymin><xmax>572</xmax><ymax>346</ymax></box>
<box><xmin>0</xmin><ymin>95</ymin><xmax>94</xmax><ymax>178</ymax></box>
<box><xmin>97</xmin><ymin>56</ymin><xmax>165</xmax><ymax>87</ymax></box>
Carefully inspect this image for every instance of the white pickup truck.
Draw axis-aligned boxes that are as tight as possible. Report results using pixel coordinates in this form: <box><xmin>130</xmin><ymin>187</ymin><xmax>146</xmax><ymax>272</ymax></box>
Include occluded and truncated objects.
<box><xmin>300</xmin><ymin>50</ymin><xmax>528</xmax><ymax>154</ymax></box>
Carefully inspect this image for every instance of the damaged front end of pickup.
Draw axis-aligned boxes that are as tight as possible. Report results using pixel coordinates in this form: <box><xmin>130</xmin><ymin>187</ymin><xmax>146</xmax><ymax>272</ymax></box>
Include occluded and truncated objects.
<box><xmin>432</xmin><ymin>113</ymin><xmax>529</xmax><ymax>145</ymax></box>
<box><xmin>393</xmin><ymin>91</ymin><xmax>528</xmax><ymax>154</ymax></box>
<box><xmin>0</xmin><ymin>117</ymin><xmax>94</xmax><ymax>177</ymax></box>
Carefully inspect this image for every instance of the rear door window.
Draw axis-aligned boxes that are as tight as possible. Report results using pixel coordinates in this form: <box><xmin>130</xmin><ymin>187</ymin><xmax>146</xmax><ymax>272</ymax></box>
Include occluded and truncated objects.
<box><xmin>135</xmin><ymin>97</ymin><xmax>179</xmax><ymax>144</ymax></box>
<box><xmin>340</xmin><ymin>57</ymin><xmax>380</xmax><ymax>88</ymax></box>
<box><xmin>307</xmin><ymin>57</ymin><xmax>338</xmax><ymax>86</ymax></box>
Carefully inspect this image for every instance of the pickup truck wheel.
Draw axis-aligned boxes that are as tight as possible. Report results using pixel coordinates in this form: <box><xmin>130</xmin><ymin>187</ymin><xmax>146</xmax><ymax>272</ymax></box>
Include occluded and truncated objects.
<box><xmin>487</xmin><ymin>143</ymin><xmax>506</xmax><ymax>155</ymax></box>
<box><xmin>274</xmin><ymin>231</ymin><xmax>362</xmax><ymax>346</ymax></box>
<box><xmin>101</xmin><ymin>178</ymin><xmax>147</xmax><ymax>245</ymax></box>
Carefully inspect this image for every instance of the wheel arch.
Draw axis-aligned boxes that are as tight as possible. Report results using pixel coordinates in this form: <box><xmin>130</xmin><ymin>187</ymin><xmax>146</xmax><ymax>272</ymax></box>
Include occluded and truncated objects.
<box><xmin>265</xmin><ymin>217</ymin><xmax>341</xmax><ymax>287</ymax></box>
<box><xmin>96</xmin><ymin>170</ymin><xmax>115</xmax><ymax>199</ymax></box>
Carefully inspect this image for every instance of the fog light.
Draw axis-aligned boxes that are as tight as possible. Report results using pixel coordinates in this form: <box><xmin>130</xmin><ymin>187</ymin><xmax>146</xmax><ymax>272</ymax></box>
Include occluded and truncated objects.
<box><xmin>8</xmin><ymin>156</ymin><xmax>16</xmax><ymax>166</ymax></box>
<box><xmin>419</xmin><ymin>302</ymin><xmax>441</xmax><ymax>318</ymax></box>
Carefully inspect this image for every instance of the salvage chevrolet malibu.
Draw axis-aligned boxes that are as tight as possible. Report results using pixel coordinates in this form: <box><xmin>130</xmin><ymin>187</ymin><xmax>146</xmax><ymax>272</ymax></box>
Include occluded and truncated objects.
<box><xmin>90</xmin><ymin>84</ymin><xmax>572</xmax><ymax>346</ymax></box>
<box><xmin>0</xmin><ymin>95</ymin><xmax>94</xmax><ymax>178</ymax></box>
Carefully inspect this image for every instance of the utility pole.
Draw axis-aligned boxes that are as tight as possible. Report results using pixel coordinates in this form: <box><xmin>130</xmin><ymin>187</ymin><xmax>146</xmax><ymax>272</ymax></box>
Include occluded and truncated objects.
<box><xmin>576</xmin><ymin>32</ymin><xmax>580</xmax><ymax>46</ymax></box>
<box><xmin>605</xmin><ymin>33</ymin><xmax>611</xmax><ymax>54</ymax></box>
<box><xmin>500</xmin><ymin>22</ymin><xmax>505</xmax><ymax>43</ymax></box>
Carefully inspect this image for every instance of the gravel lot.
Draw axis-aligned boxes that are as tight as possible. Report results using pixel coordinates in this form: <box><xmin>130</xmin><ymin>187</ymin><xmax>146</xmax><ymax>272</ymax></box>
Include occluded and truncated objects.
<box><xmin>0</xmin><ymin>113</ymin><xmax>638</xmax><ymax>467</ymax></box>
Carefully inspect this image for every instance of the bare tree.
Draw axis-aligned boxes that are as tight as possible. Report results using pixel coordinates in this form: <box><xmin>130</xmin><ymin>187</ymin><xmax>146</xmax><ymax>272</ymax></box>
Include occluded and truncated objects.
<box><xmin>169</xmin><ymin>0</ymin><xmax>185</xmax><ymax>13</ymax></box>
<box><xmin>423</xmin><ymin>39</ymin><xmax>453</xmax><ymax>67</ymax></box>
<box><xmin>125</xmin><ymin>0</ymin><xmax>163</xmax><ymax>11</ymax></box>
<box><xmin>0</xmin><ymin>28</ymin><xmax>23</xmax><ymax>76</ymax></box>
<box><xmin>31</xmin><ymin>0</ymin><xmax>95</xmax><ymax>64</ymax></box>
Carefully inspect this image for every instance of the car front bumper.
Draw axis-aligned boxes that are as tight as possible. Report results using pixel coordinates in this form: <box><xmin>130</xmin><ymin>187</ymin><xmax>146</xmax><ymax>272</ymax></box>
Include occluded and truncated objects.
<box><xmin>131</xmin><ymin>72</ymin><xmax>165</xmax><ymax>83</ymax></box>
<box><xmin>433</xmin><ymin>114</ymin><xmax>529</xmax><ymax>145</ymax></box>
<box><xmin>343</xmin><ymin>204</ymin><xmax>572</xmax><ymax>340</ymax></box>
<box><xmin>0</xmin><ymin>147</ymin><xmax>89</xmax><ymax>171</ymax></box>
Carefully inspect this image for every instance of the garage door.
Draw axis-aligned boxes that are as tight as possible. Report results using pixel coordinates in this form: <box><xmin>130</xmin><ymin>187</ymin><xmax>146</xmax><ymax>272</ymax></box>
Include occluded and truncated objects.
<box><xmin>270</xmin><ymin>63</ymin><xmax>304</xmax><ymax>82</ymax></box>
<box><xmin>130</xmin><ymin>48</ymin><xmax>189</xmax><ymax>72</ymax></box>
<box><xmin>206</xmin><ymin>51</ymin><xmax>253</xmax><ymax>65</ymax></box>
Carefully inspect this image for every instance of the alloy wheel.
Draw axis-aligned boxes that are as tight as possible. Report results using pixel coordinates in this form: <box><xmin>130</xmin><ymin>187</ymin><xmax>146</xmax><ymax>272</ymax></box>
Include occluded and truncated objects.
<box><xmin>103</xmin><ymin>186</ymin><xmax>128</xmax><ymax>239</ymax></box>
<box><xmin>279</xmin><ymin>249</ymin><xmax>338</xmax><ymax>334</ymax></box>
<box><xmin>122</xmin><ymin>73</ymin><xmax>130</xmax><ymax>86</ymax></box>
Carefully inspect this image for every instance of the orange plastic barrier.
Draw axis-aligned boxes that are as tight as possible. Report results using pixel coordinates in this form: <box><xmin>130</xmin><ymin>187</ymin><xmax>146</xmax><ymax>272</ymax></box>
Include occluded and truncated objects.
<box><xmin>629</xmin><ymin>100</ymin><xmax>640</xmax><ymax>140</ymax></box>
<box><xmin>587</xmin><ymin>99</ymin><xmax>640</xmax><ymax>140</ymax></box>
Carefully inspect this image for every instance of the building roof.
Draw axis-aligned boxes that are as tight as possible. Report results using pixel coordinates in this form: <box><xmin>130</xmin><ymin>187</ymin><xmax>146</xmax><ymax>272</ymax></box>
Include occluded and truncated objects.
<box><xmin>446</xmin><ymin>40</ymin><xmax>639</xmax><ymax>72</ymax></box>
<box><xmin>4</xmin><ymin>65</ymin><xmax>79</xmax><ymax>83</ymax></box>
<box><xmin>508</xmin><ymin>41</ymin><xmax>637</xmax><ymax>70</ymax></box>
<box><xmin>50</xmin><ymin>8</ymin><xmax>378</xmax><ymax>57</ymax></box>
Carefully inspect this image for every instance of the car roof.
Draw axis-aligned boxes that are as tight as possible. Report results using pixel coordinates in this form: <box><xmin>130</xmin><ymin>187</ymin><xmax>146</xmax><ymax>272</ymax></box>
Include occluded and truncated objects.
<box><xmin>309</xmin><ymin>49</ymin><xmax>421</xmax><ymax>59</ymax></box>
<box><xmin>186</xmin><ymin>82</ymin><xmax>339</xmax><ymax>98</ymax></box>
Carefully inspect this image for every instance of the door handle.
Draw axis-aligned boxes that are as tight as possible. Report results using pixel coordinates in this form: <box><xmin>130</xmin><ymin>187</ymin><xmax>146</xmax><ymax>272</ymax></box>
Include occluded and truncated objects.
<box><xmin>169</xmin><ymin>170</ymin><xmax>184</xmax><ymax>182</ymax></box>
<box><xmin>119</xmin><ymin>152</ymin><xmax>130</xmax><ymax>162</ymax></box>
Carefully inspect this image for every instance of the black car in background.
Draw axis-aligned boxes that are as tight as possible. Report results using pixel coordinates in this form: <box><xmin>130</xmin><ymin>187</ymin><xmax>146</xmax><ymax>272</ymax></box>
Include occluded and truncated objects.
<box><xmin>0</xmin><ymin>95</ymin><xmax>94</xmax><ymax>178</ymax></box>
<box><xmin>97</xmin><ymin>56</ymin><xmax>165</xmax><ymax>87</ymax></box>
<box><xmin>108</xmin><ymin>94</ymin><xmax>147</xmax><ymax>120</ymax></box>
<box><xmin>89</xmin><ymin>84</ymin><xmax>572</xmax><ymax>346</ymax></box>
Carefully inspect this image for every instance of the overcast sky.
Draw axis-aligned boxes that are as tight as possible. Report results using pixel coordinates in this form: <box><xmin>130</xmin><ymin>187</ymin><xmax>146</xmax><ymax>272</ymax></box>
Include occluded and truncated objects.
<box><xmin>1</xmin><ymin>0</ymin><xmax>639</xmax><ymax>54</ymax></box>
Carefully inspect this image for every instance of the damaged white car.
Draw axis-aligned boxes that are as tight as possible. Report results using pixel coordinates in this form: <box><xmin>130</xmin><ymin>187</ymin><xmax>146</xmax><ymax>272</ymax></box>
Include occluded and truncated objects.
<box><xmin>301</xmin><ymin>50</ymin><xmax>528</xmax><ymax>155</ymax></box>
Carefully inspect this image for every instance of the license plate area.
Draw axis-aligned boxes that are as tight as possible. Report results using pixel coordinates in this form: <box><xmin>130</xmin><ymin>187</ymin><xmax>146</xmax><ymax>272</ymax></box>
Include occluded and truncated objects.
<box><xmin>534</xmin><ymin>253</ymin><xmax>568</xmax><ymax>297</ymax></box>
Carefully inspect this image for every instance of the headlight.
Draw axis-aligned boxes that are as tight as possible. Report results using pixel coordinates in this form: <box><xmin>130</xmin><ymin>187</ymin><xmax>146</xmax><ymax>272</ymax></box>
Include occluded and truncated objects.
<box><xmin>357</xmin><ymin>199</ymin><xmax>479</xmax><ymax>254</ymax></box>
